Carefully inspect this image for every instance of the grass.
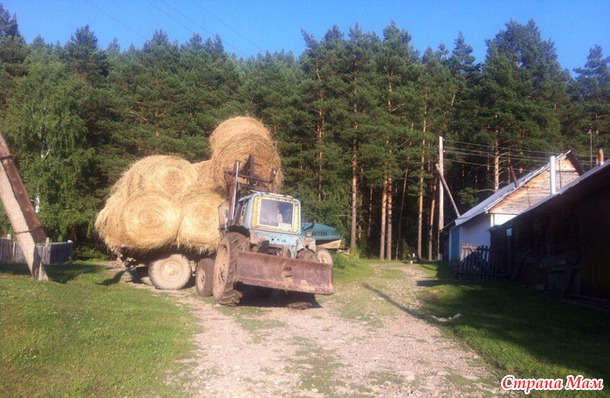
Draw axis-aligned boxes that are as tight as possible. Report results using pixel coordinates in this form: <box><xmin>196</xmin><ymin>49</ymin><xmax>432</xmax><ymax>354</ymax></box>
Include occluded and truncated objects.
<box><xmin>0</xmin><ymin>262</ymin><xmax>197</xmax><ymax>397</ymax></box>
<box><xmin>332</xmin><ymin>252</ymin><xmax>374</xmax><ymax>283</ymax></box>
<box><xmin>416</xmin><ymin>262</ymin><xmax>610</xmax><ymax>397</ymax></box>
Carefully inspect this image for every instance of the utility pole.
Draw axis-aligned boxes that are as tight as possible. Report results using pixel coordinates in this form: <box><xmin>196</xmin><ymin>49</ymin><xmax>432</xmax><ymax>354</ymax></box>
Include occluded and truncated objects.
<box><xmin>0</xmin><ymin>132</ymin><xmax>47</xmax><ymax>280</ymax></box>
<box><xmin>438</xmin><ymin>136</ymin><xmax>444</xmax><ymax>260</ymax></box>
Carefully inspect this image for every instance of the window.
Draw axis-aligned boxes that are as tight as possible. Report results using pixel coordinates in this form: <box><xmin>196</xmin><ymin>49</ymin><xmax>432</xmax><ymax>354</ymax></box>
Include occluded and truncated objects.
<box><xmin>259</xmin><ymin>198</ymin><xmax>294</xmax><ymax>230</ymax></box>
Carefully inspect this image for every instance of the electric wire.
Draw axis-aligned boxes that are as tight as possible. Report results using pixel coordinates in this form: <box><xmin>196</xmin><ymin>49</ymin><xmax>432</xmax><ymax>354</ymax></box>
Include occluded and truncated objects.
<box><xmin>444</xmin><ymin>147</ymin><xmax>552</xmax><ymax>162</ymax></box>
<box><xmin>444</xmin><ymin>138</ymin><xmax>564</xmax><ymax>156</ymax></box>
<box><xmin>146</xmin><ymin>0</ymin><xmax>247</xmax><ymax>57</ymax></box>
<box><xmin>85</xmin><ymin>0</ymin><xmax>147</xmax><ymax>41</ymax></box>
<box><xmin>190</xmin><ymin>0</ymin><xmax>264</xmax><ymax>53</ymax></box>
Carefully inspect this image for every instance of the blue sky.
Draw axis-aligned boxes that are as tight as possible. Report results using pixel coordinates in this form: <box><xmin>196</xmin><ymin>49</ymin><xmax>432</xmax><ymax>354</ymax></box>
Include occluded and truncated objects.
<box><xmin>3</xmin><ymin>0</ymin><xmax>610</xmax><ymax>73</ymax></box>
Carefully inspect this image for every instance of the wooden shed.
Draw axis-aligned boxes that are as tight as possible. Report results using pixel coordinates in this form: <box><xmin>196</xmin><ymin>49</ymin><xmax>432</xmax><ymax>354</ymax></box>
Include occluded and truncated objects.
<box><xmin>491</xmin><ymin>160</ymin><xmax>610</xmax><ymax>299</ymax></box>
<box><xmin>447</xmin><ymin>152</ymin><xmax>581</xmax><ymax>262</ymax></box>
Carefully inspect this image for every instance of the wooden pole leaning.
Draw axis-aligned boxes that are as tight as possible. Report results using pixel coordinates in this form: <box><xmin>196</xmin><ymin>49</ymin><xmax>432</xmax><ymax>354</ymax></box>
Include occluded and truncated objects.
<box><xmin>0</xmin><ymin>132</ymin><xmax>48</xmax><ymax>280</ymax></box>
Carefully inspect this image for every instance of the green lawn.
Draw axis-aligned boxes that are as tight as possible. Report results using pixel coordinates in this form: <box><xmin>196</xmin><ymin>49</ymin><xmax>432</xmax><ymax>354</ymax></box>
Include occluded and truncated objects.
<box><xmin>0</xmin><ymin>262</ymin><xmax>197</xmax><ymax>397</ymax></box>
<box><xmin>417</xmin><ymin>262</ymin><xmax>610</xmax><ymax>397</ymax></box>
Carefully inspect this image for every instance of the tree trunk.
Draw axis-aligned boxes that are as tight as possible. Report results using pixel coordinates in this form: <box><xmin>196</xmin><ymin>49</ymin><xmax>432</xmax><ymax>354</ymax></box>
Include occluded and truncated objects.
<box><xmin>367</xmin><ymin>187</ymin><xmax>373</xmax><ymax>239</ymax></box>
<box><xmin>417</xmin><ymin>137</ymin><xmax>426</xmax><ymax>259</ymax></box>
<box><xmin>427</xmin><ymin>178</ymin><xmax>437</xmax><ymax>261</ymax></box>
<box><xmin>379</xmin><ymin>177</ymin><xmax>387</xmax><ymax>260</ymax></box>
<box><xmin>350</xmin><ymin>136</ymin><xmax>358</xmax><ymax>249</ymax></box>
<box><xmin>386</xmin><ymin>177</ymin><xmax>393</xmax><ymax>260</ymax></box>
<box><xmin>396</xmin><ymin>165</ymin><xmax>409</xmax><ymax>259</ymax></box>
<box><xmin>493</xmin><ymin>138</ymin><xmax>500</xmax><ymax>192</ymax></box>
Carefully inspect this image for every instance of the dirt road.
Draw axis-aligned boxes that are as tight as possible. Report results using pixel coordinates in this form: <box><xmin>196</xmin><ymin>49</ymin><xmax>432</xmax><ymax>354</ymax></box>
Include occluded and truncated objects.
<box><xmin>120</xmin><ymin>262</ymin><xmax>501</xmax><ymax>397</ymax></box>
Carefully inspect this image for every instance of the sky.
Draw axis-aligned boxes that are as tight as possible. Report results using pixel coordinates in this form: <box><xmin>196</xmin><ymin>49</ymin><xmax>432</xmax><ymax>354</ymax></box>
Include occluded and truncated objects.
<box><xmin>3</xmin><ymin>0</ymin><xmax>610</xmax><ymax>73</ymax></box>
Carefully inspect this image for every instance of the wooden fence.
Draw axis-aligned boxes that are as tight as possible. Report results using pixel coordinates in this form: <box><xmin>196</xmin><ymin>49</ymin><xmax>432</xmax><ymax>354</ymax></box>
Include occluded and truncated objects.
<box><xmin>458</xmin><ymin>244</ymin><xmax>504</xmax><ymax>281</ymax></box>
<box><xmin>0</xmin><ymin>238</ymin><xmax>73</xmax><ymax>265</ymax></box>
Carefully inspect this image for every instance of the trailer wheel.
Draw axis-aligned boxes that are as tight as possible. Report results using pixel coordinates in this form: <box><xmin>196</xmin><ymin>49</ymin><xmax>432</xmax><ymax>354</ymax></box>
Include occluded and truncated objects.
<box><xmin>149</xmin><ymin>253</ymin><xmax>192</xmax><ymax>290</ymax></box>
<box><xmin>213</xmin><ymin>233</ymin><xmax>245</xmax><ymax>306</ymax></box>
<box><xmin>195</xmin><ymin>258</ymin><xmax>214</xmax><ymax>296</ymax></box>
<box><xmin>316</xmin><ymin>249</ymin><xmax>334</xmax><ymax>266</ymax></box>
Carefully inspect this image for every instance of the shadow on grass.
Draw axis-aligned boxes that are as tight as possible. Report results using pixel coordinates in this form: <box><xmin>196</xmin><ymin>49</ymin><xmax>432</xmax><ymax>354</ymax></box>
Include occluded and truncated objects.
<box><xmin>362</xmin><ymin>283</ymin><xmax>424</xmax><ymax>320</ymax></box>
<box><xmin>416</xmin><ymin>263</ymin><xmax>610</xmax><ymax>382</ymax></box>
<box><xmin>0</xmin><ymin>262</ymin><xmax>99</xmax><ymax>283</ymax></box>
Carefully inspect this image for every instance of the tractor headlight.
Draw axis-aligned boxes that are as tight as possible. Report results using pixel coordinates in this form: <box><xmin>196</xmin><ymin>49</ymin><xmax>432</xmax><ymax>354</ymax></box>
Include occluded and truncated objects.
<box><xmin>306</xmin><ymin>230</ymin><xmax>313</xmax><ymax>237</ymax></box>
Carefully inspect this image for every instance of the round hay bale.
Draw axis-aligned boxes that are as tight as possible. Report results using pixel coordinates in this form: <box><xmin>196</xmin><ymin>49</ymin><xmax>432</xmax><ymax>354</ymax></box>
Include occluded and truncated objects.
<box><xmin>209</xmin><ymin>117</ymin><xmax>272</xmax><ymax>151</ymax></box>
<box><xmin>124</xmin><ymin>156</ymin><xmax>198</xmax><ymax>197</ymax></box>
<box><xmin>210</xmin><ymin>136</ymin><xmax>283</xmax><ymax>188</ymax></box>
<box><xmin>195</xmin><ymin>160</ymin><xmax>214</xmax><ymax>186</ymax></box>
<box><xmin>95</xmin><ymin>193</ymin><xmax>128</xmax><ymax>250</ymax></box>
<box><xmin>176</xmin><ymin>189</ymin><xmax>226</xmax><ymax>252</ymax></box>
<box><xmin>119</xmin><ymin>192</ymin><xmax>182</xmax><ymax>251</ymax></box>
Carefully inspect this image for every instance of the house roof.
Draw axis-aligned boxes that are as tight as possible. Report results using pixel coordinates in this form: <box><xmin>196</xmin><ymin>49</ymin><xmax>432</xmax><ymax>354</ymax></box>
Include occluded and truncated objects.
<box><xmin>508</xmin><ymin>158</ymin><xmax>610</xmax><ymax>219</ymax></box>
<box><xmin>453</xmin><ymin>152</ymin><xmax>571</xmax><ymax>228</ymax></box>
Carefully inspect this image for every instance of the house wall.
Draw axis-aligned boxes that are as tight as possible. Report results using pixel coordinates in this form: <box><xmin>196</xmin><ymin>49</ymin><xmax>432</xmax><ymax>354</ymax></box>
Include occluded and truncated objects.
<box><xmin>579</xmin><ymin>185</ymin><xmax>610</xmax><ymax>299</ymax></box>
<box><xmin>491</xmin><ymin>213</ymin><xmax>515</xmax><ymax>226</ymax></box>
<box><xmin>457</xmin><ymin>215</ymin><xmax>491</xmax><ymax>257</ymax></box>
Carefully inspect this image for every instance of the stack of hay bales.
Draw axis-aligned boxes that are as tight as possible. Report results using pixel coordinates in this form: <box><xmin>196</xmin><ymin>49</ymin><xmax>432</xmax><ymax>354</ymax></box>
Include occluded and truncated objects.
<box><xmin>95</xmin><ymin>116</ymin><xmax>282</xmax><ymax>255</ymax></box>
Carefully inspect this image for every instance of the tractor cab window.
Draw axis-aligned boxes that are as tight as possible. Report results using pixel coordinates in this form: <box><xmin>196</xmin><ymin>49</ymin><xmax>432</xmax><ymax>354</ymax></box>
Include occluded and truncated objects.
<box><xmin>259</xmin><ymin>198</ymin><xmax>294</xmax><ymax>230</ymax></box>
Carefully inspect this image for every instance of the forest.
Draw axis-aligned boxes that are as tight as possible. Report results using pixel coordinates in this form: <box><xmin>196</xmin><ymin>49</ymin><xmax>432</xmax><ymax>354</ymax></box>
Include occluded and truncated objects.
<box><xmin>0</xmin><ymin>4</ymin><xmax>608</xmax><ymax>260</ymax></box>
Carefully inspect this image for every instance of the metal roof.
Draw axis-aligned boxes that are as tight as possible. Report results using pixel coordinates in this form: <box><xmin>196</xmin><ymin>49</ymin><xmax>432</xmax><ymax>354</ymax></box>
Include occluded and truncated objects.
<box><xmin>453</xmin><ymin>152</ymin><xmax>571</xmax><ymax>227</ymax></box>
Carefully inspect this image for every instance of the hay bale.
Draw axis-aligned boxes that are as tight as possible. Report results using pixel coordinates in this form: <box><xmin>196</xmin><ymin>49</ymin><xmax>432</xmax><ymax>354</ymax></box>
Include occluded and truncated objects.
<box><xmin>194</xmin><ymin>160</ymin><xmax>213</xmax><ymax>186</ymax></box>
<box><xmin>95</xmin><ymin>193</ymin><xmax>128</xmax><ymax>250</ymax></box>
<box><xmin>124</xmin><ymin>155</ymin><xmax>198</xmax><ymax>197</ymax></box>
<box><xmin>118</xmin><ymin>192</ymin><xmax>182</xmax><ymax>251</ymax></box>
<box><xmin>176</xmin><ymin>189</ymin><xmax>226</xmax><ymax>252</ymax></box>
<box><xmin>209</xmin><ymin>116</ymin><xmax>272</xmax><ymax>151</ymax></box>
<box><xmin>210</xmin><ymin>136</ymin><xmax>283</xmax><ymax>187</ymax></box>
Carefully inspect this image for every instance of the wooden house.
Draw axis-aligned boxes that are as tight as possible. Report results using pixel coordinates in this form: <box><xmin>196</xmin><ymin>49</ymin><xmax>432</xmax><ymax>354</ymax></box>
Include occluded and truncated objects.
<box><xmin>447</xmin><ymin>152</ymin><xmax>581</xmax><ymax>262</ymax></box>
<box><xmin>491</xmin><ymin>160</ymin><xmax>610</xmax><ymax>299</ymax></box>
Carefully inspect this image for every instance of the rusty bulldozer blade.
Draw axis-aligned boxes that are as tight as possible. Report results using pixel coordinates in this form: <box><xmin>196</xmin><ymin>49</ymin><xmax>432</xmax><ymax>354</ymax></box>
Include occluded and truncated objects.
<box><xmin>235</xmin><ymin>251</ymin><xmax>334</xmax><ymax>295</ymax></box>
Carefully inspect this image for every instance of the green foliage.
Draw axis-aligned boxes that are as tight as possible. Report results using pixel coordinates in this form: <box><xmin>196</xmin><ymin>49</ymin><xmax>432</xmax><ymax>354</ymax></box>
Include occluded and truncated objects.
<box><xmin>0</xmin><ymin>262</ymin><xmax>196</xmax><ymax>397</ymax></box>
<box><xmin>0</xmin><ymin>10</ymin><xmax>607</xmax><ymax>258</ymax></box>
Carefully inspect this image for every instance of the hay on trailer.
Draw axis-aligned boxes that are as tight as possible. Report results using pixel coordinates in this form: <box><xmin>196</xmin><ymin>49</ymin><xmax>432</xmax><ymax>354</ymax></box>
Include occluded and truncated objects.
<box><xmin>124</xmin><ymin>156</ymin><xmax>198</xmax><ymax>197</ymax></box>
<box><xmin>210</xmin><ymin>136</ymin><xmax>283</xmax><ymax>188</ymax></box>
<box><xmin>209</xmin><ymin>116</ymin><xmax>273</xmax><ymax>151</ymax></box>
<box><xmin>176</xmin><ymin>189</ymin><xmax>225</xmax><ymax>252</ymax></box>
<box><xmin>94</xmin><ymin>193</ymin><xmax>128</xmax><ymax>250</ymax></box>
<box><xmin>118</xmin><ymin>192</ymin><xmax>182</xmax><ymax>251</ymax></box>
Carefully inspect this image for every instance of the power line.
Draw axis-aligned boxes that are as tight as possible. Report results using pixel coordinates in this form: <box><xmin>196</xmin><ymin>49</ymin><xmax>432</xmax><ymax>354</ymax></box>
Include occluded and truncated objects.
<box><xmin>146</xmin><ymin>0</ymin><xmax>246</xmax><ymax>57</ymax></box>
<box><xmin>444</xmin><ymin>138</ymin><xmax>560</xmax><ymax>156</ymax></box>
<box><xmin>446</xmin><ymin>158</ymin><xmax>540</xmax><ymax>173</ymax></box>
<box><xmin>444</xmin><ymin>147</ymin><xmax>551</xmax><ymax>162</ymax></box>
<box><xmin>190</xmin><ymin>0</ymin><xmax>264</xmax><ymax>53</ymax></box>
<box><xmin>85</xmin><ymin>0</ymin><xmax>147</xmax><ymax>41</ymax></box>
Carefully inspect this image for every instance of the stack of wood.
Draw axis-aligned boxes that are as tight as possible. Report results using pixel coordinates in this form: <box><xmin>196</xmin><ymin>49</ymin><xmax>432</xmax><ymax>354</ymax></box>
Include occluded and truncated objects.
<box><xmin>95</xmin><ymin>117</ymin><xmax>282</xmax><ymax>254</ymax></box>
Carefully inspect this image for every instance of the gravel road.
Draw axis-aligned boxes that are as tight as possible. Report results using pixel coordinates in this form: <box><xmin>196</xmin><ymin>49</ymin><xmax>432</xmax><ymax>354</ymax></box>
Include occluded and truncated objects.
<box><xmin>119</xmin><ymin>262</ymin><xmax>502</xmax><ymax>397</ymax></box>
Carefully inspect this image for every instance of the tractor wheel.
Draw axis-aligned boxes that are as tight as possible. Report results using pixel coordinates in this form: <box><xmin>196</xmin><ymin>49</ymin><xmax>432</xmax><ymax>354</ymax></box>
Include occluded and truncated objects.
<box><xmin>291</xmin><ymin>249</ymin><xmax>318</xmax><ymax>309</ymax></box>
<box><xmin>213</xmin><ymin>233</ymin><xmax>246</xmax><ymax>306</ymax></box>
<box><xmin>195</xmin><ymin>258</ymin><xmax>214</xmax><ymax>296</ymax></box>
<box><xmin>297</xmin><ymin>249</ymin><xmax>317</xmax><ymax>262</ymax></box>
<box><xmin>316</xmin><ymin>249</ymin><xmax>334</xmax><ymax>266</ymax></box>
<box><xmin>149</xmin><ymin>253</ymin><xmax>192</xmax><ymax>290</ymax></box>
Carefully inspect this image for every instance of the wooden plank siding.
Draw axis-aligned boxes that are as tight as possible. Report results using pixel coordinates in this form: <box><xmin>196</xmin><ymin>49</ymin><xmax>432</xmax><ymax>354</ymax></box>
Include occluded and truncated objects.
<box><xmin>491</xmin><ymin>158</ymin><xmax>580</xmax><ymax>215</ymax></box>
<box><xmin>494</xmin><ymin>162</ymin><xmax>610</xmax><ymax>300</ymax></box>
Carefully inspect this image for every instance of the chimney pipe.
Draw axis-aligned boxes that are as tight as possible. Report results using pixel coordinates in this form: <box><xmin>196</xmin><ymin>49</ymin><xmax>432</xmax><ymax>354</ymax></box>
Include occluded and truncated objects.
<box><xmin>598</xmin><ymin>148</ymin><xmax>604</xmax><ymax>165</ymax></box>
<box><xmin>550</xmin><ymin>156</ymin><xmax>556</xmax><ymax>195</ymax></box>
